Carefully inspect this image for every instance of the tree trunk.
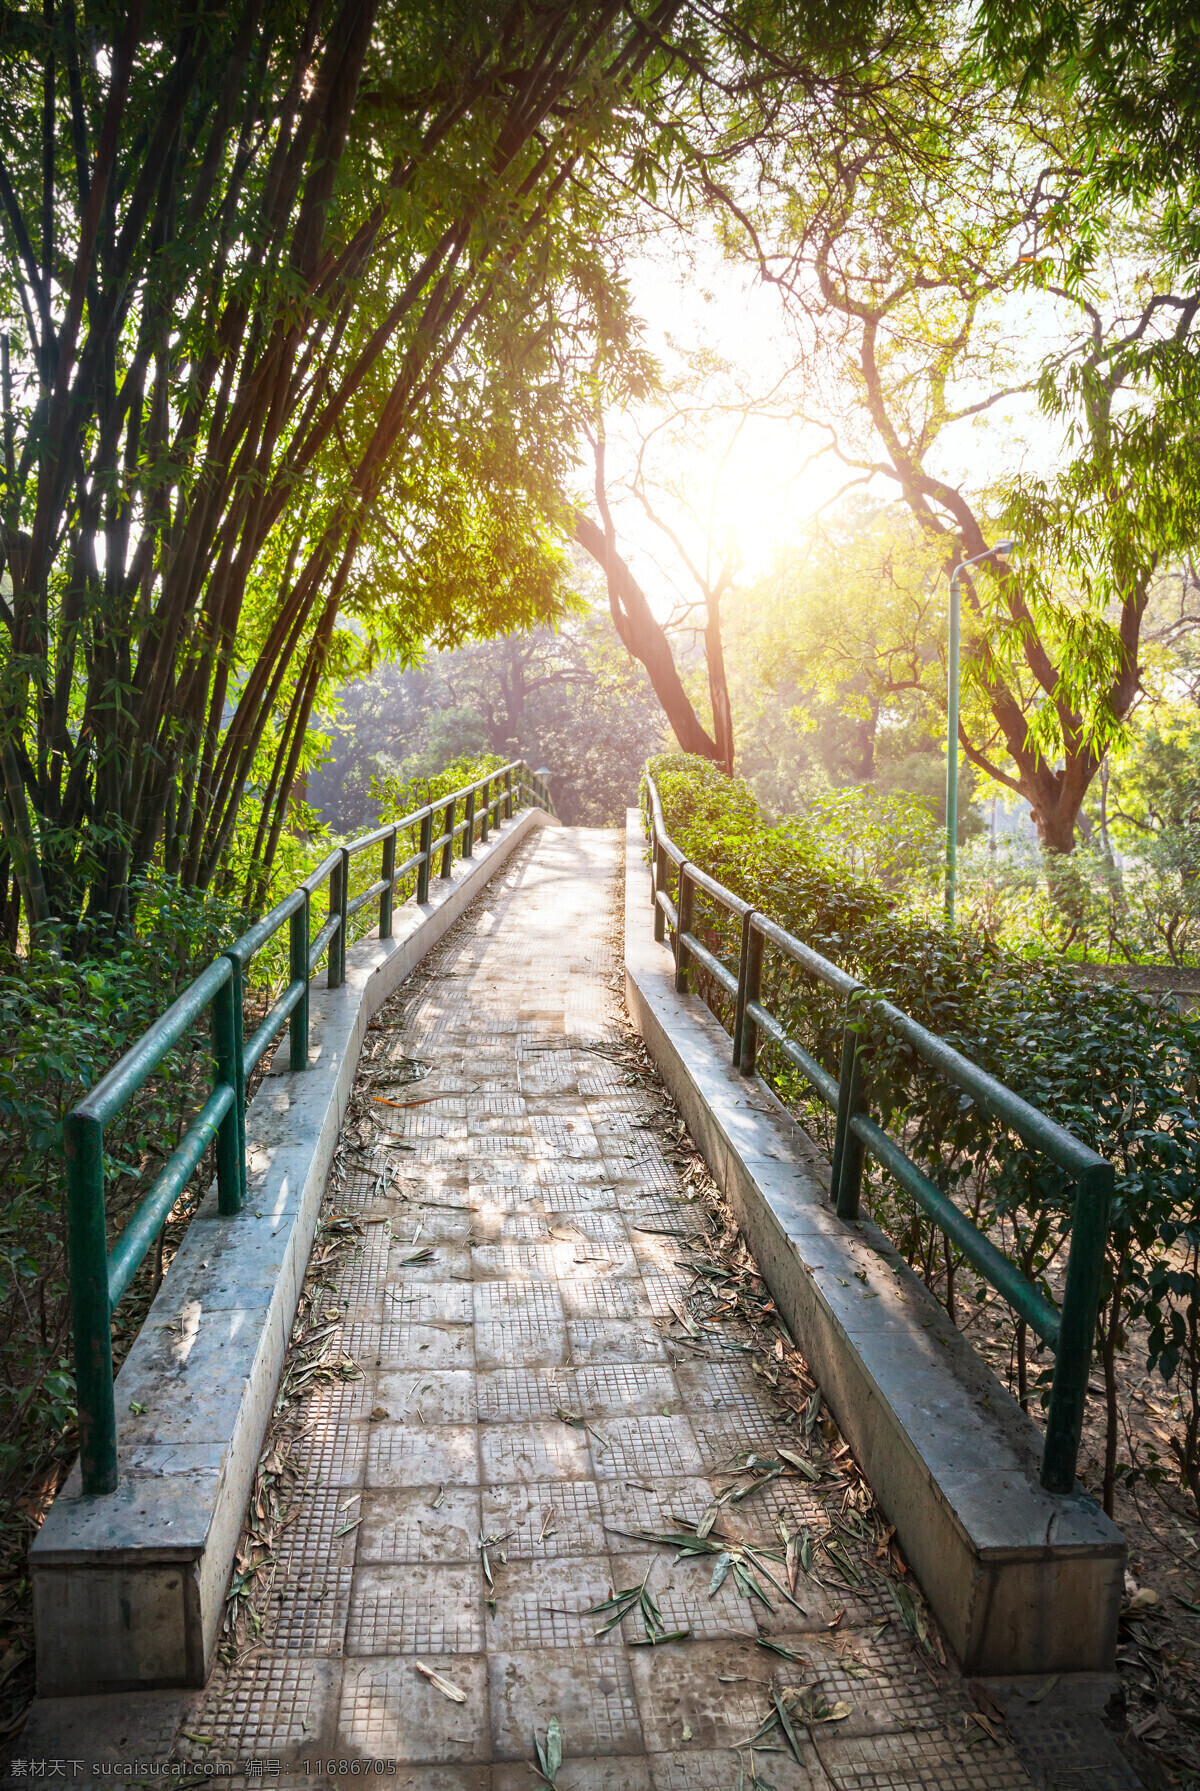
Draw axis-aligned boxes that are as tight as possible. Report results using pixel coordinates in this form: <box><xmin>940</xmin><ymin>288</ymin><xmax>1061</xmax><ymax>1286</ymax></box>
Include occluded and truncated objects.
<box><xmin>704</xmin><ymin>585</ymin><xmax>734</xmax><ymax>774</ymax></box>
<box><xmin>573</xmin><ymin>509</ymin><xmax>723</xmax><ymax>766</ymax></box>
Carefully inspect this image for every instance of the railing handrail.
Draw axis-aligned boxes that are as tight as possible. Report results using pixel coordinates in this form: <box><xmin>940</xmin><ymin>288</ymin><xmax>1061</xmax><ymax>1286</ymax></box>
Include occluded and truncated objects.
<box><xmin>65</xmin><ymin>759</ymin><xmax>555</xmax><ymax>1495</ymax></box>
<box><xmin>643</xmin><ymin>768</ymin><xmax>1112</xmax><ymax>1497</ymax></box>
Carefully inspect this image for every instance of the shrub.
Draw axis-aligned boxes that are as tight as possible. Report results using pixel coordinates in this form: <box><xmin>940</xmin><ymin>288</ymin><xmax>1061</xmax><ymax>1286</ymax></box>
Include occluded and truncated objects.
<box><xmin>646</xmin><ymin>752</ymin><xmax>1200</xmax><ymax>1517</ymax></box>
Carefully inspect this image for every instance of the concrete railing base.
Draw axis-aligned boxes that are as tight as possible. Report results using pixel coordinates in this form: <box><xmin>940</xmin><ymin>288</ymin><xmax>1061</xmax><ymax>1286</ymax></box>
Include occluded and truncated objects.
<box><xmin>623</xmin><ymin>810</ymin><xmax>1124</xmax><ymax>1676</ymax></box>
<box><xmin>30</xmin><ymin>808</ymin><xmax>552</xmax><ymax>1697</ymax></box>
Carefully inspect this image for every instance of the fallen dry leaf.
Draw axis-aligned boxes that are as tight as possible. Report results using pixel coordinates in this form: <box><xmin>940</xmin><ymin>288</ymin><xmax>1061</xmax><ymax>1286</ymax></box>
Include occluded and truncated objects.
<box><xmin>414</xmin><ymin>1660</ymin><xmax>467</xmax><ymax>1702</ymax></box>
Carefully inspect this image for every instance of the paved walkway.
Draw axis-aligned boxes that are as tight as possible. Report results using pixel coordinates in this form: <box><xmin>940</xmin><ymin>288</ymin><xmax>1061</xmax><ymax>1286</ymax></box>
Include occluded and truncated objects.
<box><xmin>183</xmin><ymin>827</ymin><xmax>1057</xmax><ymax>1789</ymax></box>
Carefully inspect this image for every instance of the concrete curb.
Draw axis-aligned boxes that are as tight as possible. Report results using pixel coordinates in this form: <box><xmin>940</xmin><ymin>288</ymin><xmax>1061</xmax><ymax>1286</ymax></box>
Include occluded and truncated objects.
<box><xmin>622</xmin><ymin>809</ymin><xmax>1124</xmax><ymax>1675</ymax></box>
<box><xmin>30</xmin><ymin>807</ymin><xmax>552</xmax><ymax>1696</ymax></box>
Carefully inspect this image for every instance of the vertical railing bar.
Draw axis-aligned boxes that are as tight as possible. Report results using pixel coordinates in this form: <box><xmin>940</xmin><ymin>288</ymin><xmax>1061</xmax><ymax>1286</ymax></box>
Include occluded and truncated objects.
<box><xmin>647</xmin><ymin>807</ymin><xmax>658</xmax><ymax>911</ymax></box>
<box><xmin>463</xmin><ymin>788</ymin><xmax>475</xmax><ymax>860</ymax></box>
<box><xmin>480</xmin><ymin>777</ymin><xmax>490</xmax><ymax>844</ymax></box>
<box><xmin>1040</xmin><ymin>1162</ymin><xmax>1114</xmax><ymax>1492</ymax></box>
<box><xmin>337</xmin><ymin>846</ymin><xmax>350</xmax><ymax>983</ymax></box>
<box><xmin>417</xmin><ymin>807</ymin><xmax>433</xmax><ymax>904</ymax></box>
<box><xmin>328</xmin><ymin>849</ymin><xmax>348</xmax><ymax>988</ymax></box>
<box><xmin>505</xmin><ymin>767</ymin><xmax>513</xmax><ymax>819</ymax></box>
<box><xmin>675</xmin><ymin>861</ymin><xmax>694</xmax><ymax>994</ymax></box>
<box><xmin>733</xmin><ymin>908</ymin><xmax>756</xmax><ymax>1068</ymax></box>
<box><xmin>214</xmin><ymin>957</ymin><xmax>244</xmax><ymax>1213</ymax></box>
<box><xmin>289</xmin><ymin>892</ymin><xmax>309</xmax><ymax>1070</ymax></box>
<box><xmin>831</xmin><ymin>1014</ymin><xmax>866</xmax><ymax>1221</ymax></box>
<box><xmin>739</xmin><ymin>923</ymin><xmax>764</xmax><ymax>1077</ymax></box>
<box><xmin>440</xmin><ymin>796</ymin><xmax>456</xmax><ymax>880</ymax></box>
<box><xmin>380</xmin><ymin>825</ymin><xmax>396</xmax><ymax>939</ymax></box>
<box><xmin>66</xmin><ymin>1110</ymin><xmax>117</xmax><ymax>1496</ymax></box>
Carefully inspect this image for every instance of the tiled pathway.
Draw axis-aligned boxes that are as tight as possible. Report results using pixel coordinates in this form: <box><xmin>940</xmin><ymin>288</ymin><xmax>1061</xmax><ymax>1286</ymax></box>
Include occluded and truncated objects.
<box><xmin>187</xmin><ymin>826</ymin><xmax>1046</xmax><ymax>1789</ymax></box>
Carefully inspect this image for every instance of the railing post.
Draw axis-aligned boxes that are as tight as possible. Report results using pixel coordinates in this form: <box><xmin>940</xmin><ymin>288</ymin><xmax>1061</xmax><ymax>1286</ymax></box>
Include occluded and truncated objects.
<box><xmin>739</xmin><ymin>924</ymin><xmax>764</xmax><ymax>1076</ymax></box>
<box><xmin>675</xmin><ymin>863</ymin><xmax>694</xmax><ymax>994</ymax></box>
<box><xmin>213</xmin><ymin>963</ymin><xmax>244</xmax><ymax>1214</ymax></box>
<box><xmin>733</xmin><ymin>909</ymin><xmax>756</xmax><ymax>1068</ymax></box>
<box><xmin>289</xmin><ymin>893</ymin><xmax>309</xmax><ymax>1070</ymax></box>
<box><xmin>380</xmin><ymin>826</ymin><xmax>397</xmax><ymax>938</ymax></box>
<box><xmin>65</xmin><ymin>1110</ymin><xmax>118</xmax><ymax>1495</ymax></box>
<box><xmin>463</xmin><ymin>789</ymin><xmax>475</xmax><ymax>859</ymax></box>
<box><xmin>830</xmin><ymin>1005</ymin><xmax>866</xmax><ymax>1220</ymax></box>
<box><xmin>479</xmin><ymin>778</ymin><xmax>490</xmax><ymax>844</ymax></box>
<box><xmin>653</xmin><ymin>837</ymin><xmax>668</xmax><ymax>943</ymax></box>
<box><xmin>328</xmin><ymin>849</ymin><xmax>348</xmax><ymax>989</ymax></box>
<box><xmin>417</xmin><ymin>809</ymin><xmax>433</xmax><ymax>904</ymax></box>
<box><xmin>441</xmin><ymin>797</ymin><xmax>456</xmax><ymax>879</ymax></box>
<box><xmin>504</xmin><ymin>768</ymin><xmax>513</xmax><ymax>819</ymax></box>
<box><xmin>1040</xmin><ymin>1162</ymin><xmax>1114</xmax><ymax>1492</ymax></box>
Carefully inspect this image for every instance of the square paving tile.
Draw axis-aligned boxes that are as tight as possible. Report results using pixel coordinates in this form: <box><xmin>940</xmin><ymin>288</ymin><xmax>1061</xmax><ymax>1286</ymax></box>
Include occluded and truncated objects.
<box><xmin>568</xmin><ymin>1320</ymin><xmax>667</xmax><ymax>1364</ymax></box>
<box><xmin>476</xmin><ymin>1366</ymin><xmax>574</xmax><ymax>1421</ymax></box>
<box><xmin>480</xmin><ymin>1479</ymin><xmax>607</xmax><ymax>1559</ymax></box>
<box><xmin>265</xmin><ymin>1563</ymin><xmax>354</xmax><ymax>1655</ymax></box>
<box><xmin>374</xmin><ymin>1369</ymin><xmax>477</xmax><ymax>1423</ymax></box>
<box><xmin>385</xmin><ymin>1278</ymin><xmax>474</xmax><ymax>1321</ymax></box>
<box><xmin>541</xmin><ymin>1182</ymin><xmax>620</xmax><ymax>1214</ymax></box>
<box><xmin>790</xmin><ymin>1626</ymin><xmax>952</xmax><ymax>1736</ymax></box>
<box><xmin>598</xmin><ymin>1475</ymin><xmax>717</xmax><ymax>1551</ymax></box>
<box><xmin>475</xmin><ymin>1319</ymin><xmax>569</xmax><ymax>1371</ymax></box>
<box><xmin>346</xmin><ymin>1562</ymin><xmax>484</xmax><ymax>1654</ymax></box>
<box><xmin>404</xmin><ymin>1206</ymin><xmax>476</xmax><ymax>1244</ymax></box>
<box><xmin>357</xmin><ymin>1486</ymin><xmax>481</xmax><ymax>1563</ymax></box>
<box><xmin>571</xmin><ymin>1363</ymin><xmax>679</xmax><ymax>1417</ymax></box>
<box><xmin>473</xmin><ymin>1242</ymin><xmax>571</xmax><ymax>1280</ymax></box>
<box><xmin>195</xmin><ymin>1657</ymin><xmax>341</xmax><ymax>1755</ymax></box>
<box><xmin>294</xmin><ymin>1420</ymin><xmax>369</xmax><ymax>1489</ymax></box>
<box><xmin>499</xmin><ymin>1212</ymin><xmax>554</xmax><ymax>1240</ymax></box>
<box><xmin>275</xmin><ymin>1485</ymin><xmax>365</xmax><ymax>1571</ymax></box>
<box><xmin>366</xmin><ymin>1422</ymin><xmax>479</xmax><ymax>1488</ymax></box>
<box><xmin>338</xmin><ymin>1654</ymin><xmax>490</xmax><ymax>1760</ymax></box>
<box><xmin>479</xmin><ymin>1418</ymin><xmax>593</xmax><ymax>1483</ymax></box>
<box><xmin>692</xmin><ymin>1411</ymin><xmax>784</xmax><ymax>1471</ymax></box>
<box><xmin>623</xmin><ymin>1550</ymin><xmax>762</xmax><ymax>1642</ymax></box>
<box><xmin>488</xmin><ymin>1648</ymin><xmax>644</xmax><ymax>1760</ymax></box>
<box><xmin>474</xmin><ymin>1280</ymin><xmax>565</xmax><ymax>1323</ymax></box>
<box><xmin>346</xmin><ymin>1321</ymin><xmax>474</xmax><ymax>1371</ymax></box>
<box><xmin>485</xmin><ymin>1557</ymin><xmax>615</xmax><ymax>1649</ymax></box>
<box><xmin>560</xmin><ymin>1280</ymin><xmax>650</xmax><ymax>1320</ymax></box>
<box><xmin>627</xmin><ymin>1640</ymin><xmax>774</xmax><ymax>1753</ymax></box>
<box><xmin>537</xmin><ymin>1160</ymin><xmax>609</xmax><ymax>1187</ymax></box>
<box><xmin>588</xmin><ymin>1415</ymin><xmax>704</xmax><ymax>1480</ymax></box>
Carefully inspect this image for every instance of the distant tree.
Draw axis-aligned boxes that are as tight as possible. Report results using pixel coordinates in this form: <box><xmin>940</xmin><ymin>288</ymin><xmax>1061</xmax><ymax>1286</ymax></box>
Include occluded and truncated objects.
<box><xmin>309</xmin><ymin>608</ymin><xmax>665</xmax><ymax>831</ymax></box>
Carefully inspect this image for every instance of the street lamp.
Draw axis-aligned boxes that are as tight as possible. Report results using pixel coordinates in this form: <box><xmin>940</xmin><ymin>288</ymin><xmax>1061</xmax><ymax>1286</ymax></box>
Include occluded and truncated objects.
<box><xmin>946</xmin><ymin>540</ymin><xmax>1013</xmax><ymax>926</ymax></box>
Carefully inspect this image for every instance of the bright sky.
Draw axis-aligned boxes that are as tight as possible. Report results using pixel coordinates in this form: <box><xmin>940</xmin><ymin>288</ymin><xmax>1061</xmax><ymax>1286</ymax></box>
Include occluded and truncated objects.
<box><xmin>610</xmin><ymin>230</ymin><xmax>1067</xmax><ymax>610</ymax></box>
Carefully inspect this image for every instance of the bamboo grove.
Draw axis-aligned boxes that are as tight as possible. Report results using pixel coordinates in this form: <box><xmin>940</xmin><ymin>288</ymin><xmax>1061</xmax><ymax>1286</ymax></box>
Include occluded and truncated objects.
<box><xmin>0</xmin><ymin>0</ymin><xmax>698</xmax><ymax>938</ymax></box>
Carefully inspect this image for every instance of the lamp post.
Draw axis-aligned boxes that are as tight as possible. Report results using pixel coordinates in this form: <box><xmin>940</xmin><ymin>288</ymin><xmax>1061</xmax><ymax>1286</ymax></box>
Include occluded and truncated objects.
<box><xmin>946</xmin><ymin>539</ymin><xmax>1013</xmax><ymax>926</ymax></box>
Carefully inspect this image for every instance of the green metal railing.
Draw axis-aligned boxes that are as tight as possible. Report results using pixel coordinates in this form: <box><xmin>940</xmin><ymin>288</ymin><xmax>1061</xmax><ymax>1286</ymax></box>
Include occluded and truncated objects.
<box><xmin>66</xmin><ymin>762</ymin><xmax>555</xmax><ymax>1495</ymax></box>
<box><xmin>644</xmin><ymin>771</ymin><xmax>1112</xmax><ymax>1496</ymax></box>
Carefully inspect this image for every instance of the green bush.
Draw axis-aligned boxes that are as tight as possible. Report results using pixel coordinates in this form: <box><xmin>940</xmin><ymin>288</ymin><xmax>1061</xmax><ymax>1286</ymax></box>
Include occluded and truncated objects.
<box><xmin>0</xmin><ymin>874</ymin><xmax>249</xmax><ymax>1491</ymax></box>
<box><xmin>646</xmin><ymin>752</ymin><xmax>1200</xmax><ymax>1517</ymax></box>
